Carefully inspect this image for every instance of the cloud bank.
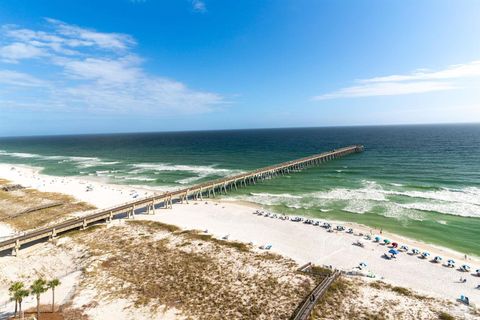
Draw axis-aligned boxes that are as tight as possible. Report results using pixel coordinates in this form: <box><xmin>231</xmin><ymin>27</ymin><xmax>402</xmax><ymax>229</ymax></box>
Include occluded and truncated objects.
<box><xmin>0</xmin><ymin>19</ymin><xmax>223</xmax><ymax>114</ymax></box>
<box><xmin>313</xmin><ymin>60</ymin><xmax>480</xmax><ymax>100</ymax></box>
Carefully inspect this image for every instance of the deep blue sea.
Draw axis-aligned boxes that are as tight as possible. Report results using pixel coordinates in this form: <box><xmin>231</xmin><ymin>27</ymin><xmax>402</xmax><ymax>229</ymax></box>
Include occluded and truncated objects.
<box><xmin>0</xmin><ymin>124</ymin><xmax>479</xmax><ymax>255</ymax></box>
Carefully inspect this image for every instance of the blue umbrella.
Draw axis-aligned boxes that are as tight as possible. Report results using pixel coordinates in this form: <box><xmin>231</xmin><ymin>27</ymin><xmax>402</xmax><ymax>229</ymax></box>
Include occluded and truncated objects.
<box><xmin>383</xmin><ymin>239</ymin><xmax>391</xmax><ymax>244</ymax></box>
<box><xmin>374</xmin><ymin>236</ymin><xmax>381</xmax><ymax>242</ymax></box>
<box><xmin>421</xmin><ymin>252</ymin><xmax>430</xmax><ymax>258</ymax></box>
<box><xmin>434</xmin><ymin>256</ymin><xmax>442</xmax><ymax>263</ymax></box>
<box><xmin>388</xmin><ymin>249</ymin><xmax>399</xmax><ymax>255</ymax></box>
<box><xmin>461</xmin><ymin>264</ymin><xmax>471</xmax><ymax>272</ymax></box>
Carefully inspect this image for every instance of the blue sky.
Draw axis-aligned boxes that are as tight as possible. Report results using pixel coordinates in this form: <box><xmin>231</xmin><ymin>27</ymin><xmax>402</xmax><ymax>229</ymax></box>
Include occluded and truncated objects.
<box><xmin>0</xmin><ymin>0</ymin><xmax>479</xmax><ymax>136</ymax></box>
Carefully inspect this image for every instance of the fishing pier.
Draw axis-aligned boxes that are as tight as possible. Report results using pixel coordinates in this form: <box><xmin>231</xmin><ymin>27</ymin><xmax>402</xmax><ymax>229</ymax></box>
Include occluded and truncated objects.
<box><xmin>0</xmin><ymin>145</ymin><xmax>363</xmax><ymax>255</ymax></box>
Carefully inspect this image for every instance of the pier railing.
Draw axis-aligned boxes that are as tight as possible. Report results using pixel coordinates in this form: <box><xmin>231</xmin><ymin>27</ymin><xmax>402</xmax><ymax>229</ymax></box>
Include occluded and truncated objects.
<box><xmin>0</xmin><ymin>145</ymin><xmax>363</xmax><ymax>255</ymax></box>
<box><xmin>291</xmin><ymin>269</ymin><xmax>341</xmax><ymax>320</ymax></box>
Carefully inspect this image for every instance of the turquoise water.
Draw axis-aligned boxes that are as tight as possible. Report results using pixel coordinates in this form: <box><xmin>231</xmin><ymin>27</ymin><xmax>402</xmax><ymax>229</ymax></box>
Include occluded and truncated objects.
<box><xmin>0</xmin><ymin>124</ymin><xmax>479</xmax><ymax>255</ymax></box>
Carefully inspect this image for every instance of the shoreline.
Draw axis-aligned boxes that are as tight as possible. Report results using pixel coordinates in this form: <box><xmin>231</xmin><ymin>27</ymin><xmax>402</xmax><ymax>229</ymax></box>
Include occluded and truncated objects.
<box><xmin>0</xmin><ymin>163</ymin><xmax>479</xmax><ymax>306</ymax></box>
<box><xmin>2</xmin><ymin>163</ymin><xmax>476</xmax><ymax>261</ymax></box>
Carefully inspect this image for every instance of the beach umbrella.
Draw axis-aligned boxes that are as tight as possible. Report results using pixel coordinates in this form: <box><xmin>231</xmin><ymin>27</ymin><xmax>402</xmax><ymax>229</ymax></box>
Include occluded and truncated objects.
<box><xmin>434</xmin><ymin>256</ymin><xmax>442</xmax><ymax>263</ymax></box>
<box><xmin>391</xmin><ymin>242</ymin><xmax>398</xmax><ymax>248</ymax></box>
<box><xmin>476</xmin><ymin>269</ymin><xmax>480</xmax><ymax>275</ymax></box>
<box><xmin>359</xmin><ymin>262</ymin><xmax>367</xmax><ymax>268</ymax></box>
<box><xmin>374</xmin><ymin>236</ymin><xmax>381</xmax><ymax>242</ymax></box>
<box><xmin>421</xmin><ymin>252</ymin><xmax>430</xmax><ymax>258</ymax></box>
<box><xmin>400</xmin><ymin>245</ymin><xmax>408</xmax><ymax>251</ymax></box>
<box><xmin>383</xmin><ymin>239</ymin><xmax>391</xmax><ymax>244</ymax></box>
<box><xmin>411</xmin><ymin>248</ymin><xmax>420</xmax><ymax>254</ymax></box>
<box><xmin>461</xmin><ymin>265</ymin><xmax>471</xmax><ymax>272</ymax></box>
<box><xmin>388</xmin><ymin>249</ymin><xmax>399</xmax><ymax>255</ymax></box>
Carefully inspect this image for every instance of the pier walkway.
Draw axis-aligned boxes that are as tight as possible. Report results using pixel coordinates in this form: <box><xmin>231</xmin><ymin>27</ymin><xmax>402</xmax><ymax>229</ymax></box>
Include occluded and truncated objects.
<box><xmin>0</xmin><ymin>145</ymin><xmax>363</xmax><ymax>255</ymax></box>
<box><xmin>291</xmin><ymin>269</ymin><xmax>341</xmax><ymax>320</ymax></box>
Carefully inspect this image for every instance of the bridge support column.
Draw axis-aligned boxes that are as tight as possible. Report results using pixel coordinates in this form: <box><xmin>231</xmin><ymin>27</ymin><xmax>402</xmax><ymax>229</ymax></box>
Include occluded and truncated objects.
<box><xmin>49</xmin><ymin>228</ymin><xmax>57</xmax><ymax>241</ymax></box>
<box><xmin>151</xmin><ymin>201</ymin><xmax>155</xmax><ymax>215</ymax></box>
<box><xmin>12</xmin><ymin>239</ymin><xmax>20</xmax><ymax>256</ymax></box>
<box><xmin>128</xmin><ymin>205</ymin><xmax>135</xmax><ymax>218</ymax></box>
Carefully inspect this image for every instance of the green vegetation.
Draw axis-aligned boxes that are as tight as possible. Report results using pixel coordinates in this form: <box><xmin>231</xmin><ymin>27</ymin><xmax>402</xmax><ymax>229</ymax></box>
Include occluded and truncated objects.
<box><xmin>127</xmin><ymin>220</ymin><xmax>180</xmax><ymax>233</ymax></box>
<box><xmin>438</xmin><ymin>311</ymin><xmax>455</xmax><ymax>320</ymax></box>
<box><xmin>48</xmin><ymin>278</ymin><xmax>61</xmax><ymax>313</ymax></box>
<box><xmin>0</xmin><ymin>179</ymin><xmax>94</xmax><ymax>230</ymax></box>
<box><xmin>76</xmin><ymin>222</ymin><xmax>313</xmax><ymax>319</ymax></box>
<box><xmin>30</xmin><ymin>278</ymin><xmax>48</xmax><ymax>320</ymax></box>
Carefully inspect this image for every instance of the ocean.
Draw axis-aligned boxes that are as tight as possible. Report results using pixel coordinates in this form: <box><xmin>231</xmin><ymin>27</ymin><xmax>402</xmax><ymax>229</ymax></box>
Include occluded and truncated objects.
<box><xmin>0</xmin><ymin>124</ymin><xmax>479</xmax><ymax>256</ymax></box>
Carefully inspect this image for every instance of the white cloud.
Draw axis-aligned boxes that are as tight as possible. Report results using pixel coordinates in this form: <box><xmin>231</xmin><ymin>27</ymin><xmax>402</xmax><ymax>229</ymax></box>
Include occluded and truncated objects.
<box><xmin>191</xmin><ymin>0</ymin><xmax>207</xmax><ymax>12</ymax></box>
<box><xmin>0</xmin><ymin>42</ymin><xmax>46</xmax><ymax>62</ymax></box>
<box><xmin>313</xmin><ymin>60</ymin><xmax>480</xmax><ymax>100</ymax></box>
<box><xmin>0</xmin><ymin>70</ymin><xmax>47</xmax><ymax>87</ymax></box>
<box><xmin>315</xmin><ymin>81</ymin><xmax>456</xmax><ymax>100</ymax></box>
<box><xmin>58</xmin><ymin>56</ymin><xmax>142</xmax><ymax>83</ymax></box>
<box><xmin>45</xmin><ymin>18</ymin><xmax>135</xmax><ymax>50</ymax></box>
<box><xmin>360</xmin><ymin>60</ymin><xmax>480</xmax><ymax>84</ymax></box>
<box><xmin>0</xmin><ymin>19</ymin><xmax>224</xmax><ymax>114</ymax></box>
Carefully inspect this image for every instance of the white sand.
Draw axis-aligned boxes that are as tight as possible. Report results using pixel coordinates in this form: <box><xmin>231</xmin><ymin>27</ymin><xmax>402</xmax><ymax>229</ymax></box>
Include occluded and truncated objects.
<box><xmin>0</xmin><ymin>163</ymin><xmax>161</xmax><ymax>209</ymax></box>
<box><xmin>0</xmin><ymin>163</ymin><xmax>479</xmax><ymax>316</ymax></box>
<box><xmin>0</xmin><ymin>237</ymin><xmax>83</xmax><ymax>317</ymax></box>
<box><xmin>140</xmin><ymin>201</ymin><xmax>480</xmax><ymax>306</ymax></box>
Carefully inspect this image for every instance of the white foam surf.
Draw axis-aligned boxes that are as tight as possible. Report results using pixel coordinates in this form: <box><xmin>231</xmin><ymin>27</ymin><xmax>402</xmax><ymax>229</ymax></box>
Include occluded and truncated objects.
<box><xmin>244</xmin><ymin>180</ymin><xmax>480</xmax><ymax>219</ymax></box>
<box><xmin>0</xmin><ymin>150</ymin><xmax>119</xmax><ymax>168</ymax></box>
<box><xmin>131</xmin><ymin>163</ymin><xmax>243</xmax><ymax>185</ymax></box>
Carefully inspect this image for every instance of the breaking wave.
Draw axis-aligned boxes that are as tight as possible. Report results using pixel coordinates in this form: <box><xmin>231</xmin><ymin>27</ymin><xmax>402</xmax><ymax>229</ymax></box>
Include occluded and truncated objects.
<box><xmin>131</xmin><ymin>163</ymin><xmax>243</xmax><ymax>185</ymax></box>
<box><xmin>243</xmin><ymin>180</ymin><xmax>480</xmax><ymax>218</ymax></box>
<box><xmin>0</xmin><ymin>150</ymin><xmax>119</xmax><ymax>168</ymax></box>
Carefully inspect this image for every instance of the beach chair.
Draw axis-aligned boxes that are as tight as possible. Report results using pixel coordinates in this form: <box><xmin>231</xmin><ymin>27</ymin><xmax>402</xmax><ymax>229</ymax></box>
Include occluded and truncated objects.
<box><xmin>459</xmin><ymin>295</ymin><xmax>470</xmax><ymax>305</ymax></box>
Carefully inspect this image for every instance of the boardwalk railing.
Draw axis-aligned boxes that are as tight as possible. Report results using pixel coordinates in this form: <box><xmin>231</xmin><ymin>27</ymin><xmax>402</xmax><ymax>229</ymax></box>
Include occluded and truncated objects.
<box><xmin>0</xmin><ymin>145</ymin><xmax>363</xmax><ymax>255</ymax></box>
<box><xmin>291</xmin><ymin>270</ymin><xmax>341</xmax><ymax>320</ymax></box>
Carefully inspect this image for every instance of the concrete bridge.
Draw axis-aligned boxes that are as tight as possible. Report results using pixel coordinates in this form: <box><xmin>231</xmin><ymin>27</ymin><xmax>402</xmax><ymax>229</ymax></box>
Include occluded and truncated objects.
<box><xmin>0</xmin><ymin>145</ymin><xmax>364</xmax><ymax>255</ymax></box>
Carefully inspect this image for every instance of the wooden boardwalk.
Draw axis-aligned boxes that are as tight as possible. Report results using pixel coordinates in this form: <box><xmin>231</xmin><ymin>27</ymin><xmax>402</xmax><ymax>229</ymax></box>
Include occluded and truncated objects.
<box><xmin>291</xmin><ymin>270</ymin><xmax>341</xmax><ymax>320</ymax></box>
<box><xmin>0</xmin><ymin>145</ymin><xmax>363</xmax><ymax>255</ymax></box>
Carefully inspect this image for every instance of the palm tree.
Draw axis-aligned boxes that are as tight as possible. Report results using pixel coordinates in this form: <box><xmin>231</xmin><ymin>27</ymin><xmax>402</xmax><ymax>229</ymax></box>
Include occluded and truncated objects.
<box><xmin>30</xmin><ymin>278</ymin><xmax>47</xmax><ymax>319</ymax></box>
<box><xmin>15</xmin><ymin>288</ymin><xmax>30</xmax><ymax>319</ymax></box>
<box><xmin>47</xmin><ymin>278</ymin><xmax>61</xmax><ymax>313</ymax></box>
<box><xmin>8</xmin><ymin>281</ymin><xmax>24</xmax><ymax>318</ymax></box>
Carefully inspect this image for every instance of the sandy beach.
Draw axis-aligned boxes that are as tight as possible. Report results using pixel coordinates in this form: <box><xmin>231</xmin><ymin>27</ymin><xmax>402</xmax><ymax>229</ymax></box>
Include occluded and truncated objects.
<box><xmin>0</xmin><ymin>163</ymin><xmax>479</xmax><ymax>318</ymax></box>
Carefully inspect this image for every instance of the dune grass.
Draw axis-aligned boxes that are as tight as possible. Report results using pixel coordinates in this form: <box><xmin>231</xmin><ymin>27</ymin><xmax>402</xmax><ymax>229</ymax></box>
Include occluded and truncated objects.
<box><xmin>310</xmin><ymin>278</ymin><xmax>461</xmax><ymax>320</ymax></box>
<box><xmin>0</xmin><ymin>179</ymin><xmax>95</xmax><ymax>230</ymax></box>
<box><xmin>72</xmin><ymin>220</ymin><xmax>313</xmax><ymax>320</ymax></box>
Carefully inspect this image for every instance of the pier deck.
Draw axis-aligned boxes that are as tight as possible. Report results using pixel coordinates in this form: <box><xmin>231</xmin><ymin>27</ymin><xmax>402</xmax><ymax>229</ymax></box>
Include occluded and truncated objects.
<box><xmin>0</xmin><ymin>145</ymin><xmax>364</xmax><ymax>255</ymax></box>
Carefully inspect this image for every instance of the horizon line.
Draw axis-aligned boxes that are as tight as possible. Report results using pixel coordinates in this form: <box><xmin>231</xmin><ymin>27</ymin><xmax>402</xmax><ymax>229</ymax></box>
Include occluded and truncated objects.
<box><xmin>0</xmin><ymin>121</ymin><xmax>479</xmax><ymax>139</ymax></box>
